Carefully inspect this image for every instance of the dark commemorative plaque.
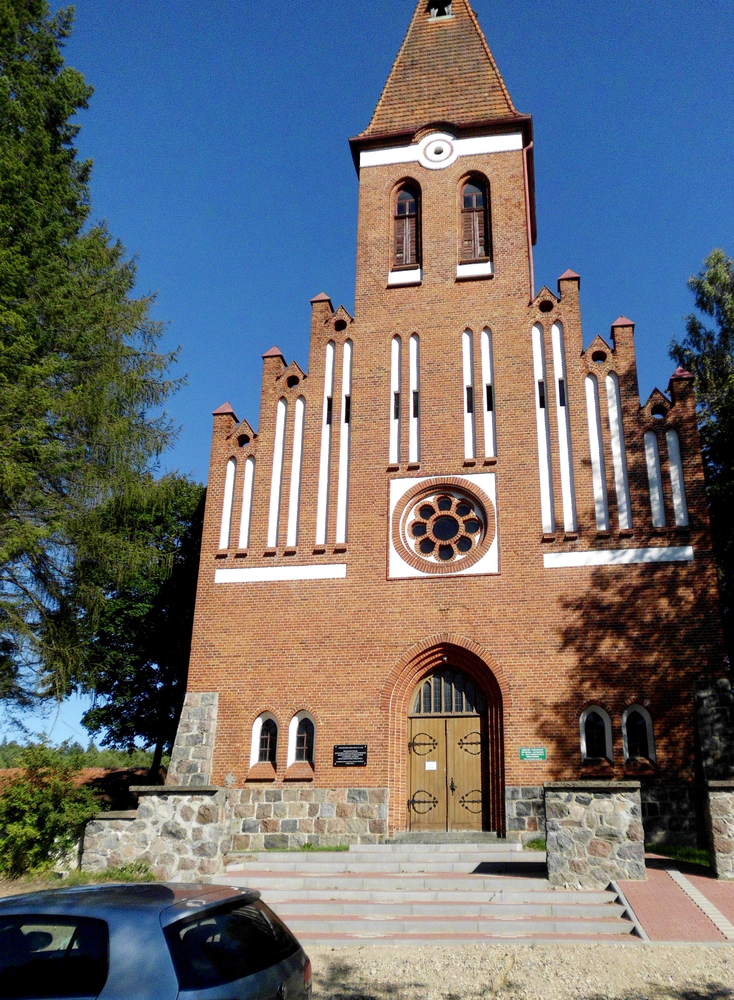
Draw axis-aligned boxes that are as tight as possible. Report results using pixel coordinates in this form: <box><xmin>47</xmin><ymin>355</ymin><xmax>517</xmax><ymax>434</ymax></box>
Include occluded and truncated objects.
<box><xmin>333</xmin><ymin>744</ymin><xmax>368</xmax><ymax>767</ymax></box>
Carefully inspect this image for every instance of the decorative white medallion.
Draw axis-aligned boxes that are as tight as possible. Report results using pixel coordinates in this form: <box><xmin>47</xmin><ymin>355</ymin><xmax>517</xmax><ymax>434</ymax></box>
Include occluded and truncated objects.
<box><xmin>418</xmin><ymin>132</ymin><xmax>459</xmax><ymax>170</ymax></box>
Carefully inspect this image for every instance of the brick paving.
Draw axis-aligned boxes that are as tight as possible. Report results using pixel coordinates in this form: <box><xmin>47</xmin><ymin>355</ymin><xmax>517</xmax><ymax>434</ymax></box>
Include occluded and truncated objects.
<box><xmin>620</xmin><ymin>865</ymin><xmax>727</xmax><ymax>942</ymax></box>
<box><xmin>687</xmin><ymin>871</ymin><xmax>734</xmax><ymax>926</ymax></box>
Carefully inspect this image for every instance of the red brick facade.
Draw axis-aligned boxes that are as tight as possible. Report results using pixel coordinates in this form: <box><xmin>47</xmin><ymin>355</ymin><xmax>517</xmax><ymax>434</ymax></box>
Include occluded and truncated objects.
<box><xmin>172</xmin><ymin>0</ymin><xmax>726</xmax><ymax>843</ymax></box>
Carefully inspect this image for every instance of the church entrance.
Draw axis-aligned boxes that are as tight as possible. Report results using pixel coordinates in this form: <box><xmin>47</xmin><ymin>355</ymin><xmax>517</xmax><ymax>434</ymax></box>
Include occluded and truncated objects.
<box><xmin>407</xmin><ymin>668</ymin><xmax>494</xmax><ymax>832</ymax></box>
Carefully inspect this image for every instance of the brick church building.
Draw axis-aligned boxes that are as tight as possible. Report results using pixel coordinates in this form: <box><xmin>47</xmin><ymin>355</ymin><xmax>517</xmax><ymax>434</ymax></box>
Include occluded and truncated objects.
<box><xmin>168</xmin><ymin>0</ymin><xmax>727</xmax><ymax>848</ymax></box>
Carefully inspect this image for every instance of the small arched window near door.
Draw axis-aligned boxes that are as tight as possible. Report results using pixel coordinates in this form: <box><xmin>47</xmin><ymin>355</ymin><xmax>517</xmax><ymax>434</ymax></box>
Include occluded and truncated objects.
<box><xmin>295</xmin><ymin>718</ymin><xmax>314</xmax><ymax>763</ymax></box>
<box><xmin>411</xmin><ymin>669</ymin><xmax>485</xmax><ymax>715</ymax></box>
<box><xmin>461</xmin><ymin>178</ymin><xmax>490</xmax><ymax>262</ymax></box>
<box><xmin>258</xmin><ymin>718</ymin><xmax>278</xmax><ymax>765</ymax></box>
<box><xmin>579</xmin><ymin>705</ymin><xmax>613</xmax><ymax>762</ymax></box>
<box><xmin>394</xmin><ymin>185</ymin><xmax>420</xmax><ymax>267</ymax></box>
<box><xmin>622</xmin><ymin>705</ymin><xmax>655</xmax><ymax>762</ymax></box>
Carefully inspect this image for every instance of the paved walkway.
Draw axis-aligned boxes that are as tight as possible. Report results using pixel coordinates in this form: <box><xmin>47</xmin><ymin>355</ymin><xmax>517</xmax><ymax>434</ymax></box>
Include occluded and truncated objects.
<box><xmin>621</xmin><ymin>854</ymin><xmax>734</xmax><ymax>942</ymax></box>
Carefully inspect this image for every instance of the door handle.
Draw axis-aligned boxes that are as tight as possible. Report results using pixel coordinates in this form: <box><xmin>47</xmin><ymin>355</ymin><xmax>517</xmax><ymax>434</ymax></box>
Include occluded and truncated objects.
<box><xmin>449</xmin><ymin>778</ymin><xmax>456</xmax><ymax>794</ymax></box>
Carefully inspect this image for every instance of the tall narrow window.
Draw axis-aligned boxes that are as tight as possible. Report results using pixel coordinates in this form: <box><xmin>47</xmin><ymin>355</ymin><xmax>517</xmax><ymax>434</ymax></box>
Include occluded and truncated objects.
<box><xmin>389</xmin><ymin>336</ymin><xmax>401</xmax><ymax>464</ymax></box>
<box><xmin>644</xmin><ymin>431</ymin><xmax>665</xmax><ymax>528</ymax></box>
<box><xmin>666</xmin><ymin>429</ymin><xmax>689</xmax><ymax>527</ymax></box>
<box><xmin>286</xmin><ymin>398</ymin><xmax>305</xmax><ymax>547</ymax></box>
<box><xmin>580</xmin><ymin>705</ymin><xmax>613</xmax><ymax>762</ymax></box>
<box><xmin>461</xmin><ymin>179</ymin><xmax>490</xmax><ymax>261</ymax></box>
<box><xmin>622</xmin><ymin>705</ymin><xmax>655</xmax><ymax>762</ymax></box>
<box><xmin>394</xmin><ymin>186</ymin><xmax>420</xmax><ymax>267</ymax></box>
<box><xmin>551</xmin><ymin>322</ymin><xmax>577</xmax><ymax>533</ymax></box>
<box><xmin>267</xmin><ymin>399</ymin><xmax>287</xmax><ymax>548</ymax></box>
<box><xmin>585</xmin><ymin>375</ymin><xmax>610</xmax><ymax>532</ymax></box>
<box><xmin>295</xmin><ymin>718</ymin><xmax>315</xmax><ymax>763</ymax></box>
<box><xmin>532</xmin><ymin>324</ymin><xmax>555</xmax><ymax>534</ymax></box>
<box><xmin>336</xmin><ymin>340</ymin><xmax>353</xmax><ymax>544</ymax></box>
<box><xmin>605</xmin><ymin>373</ymin><xmax>632</xmax><ymax>531</ymax></box>
<box><xmin>238</xmin><ymin>456</ymin><xmax>256</xmax><ymax>549</ymax></box>
<box><xmin>409</xmin><ymin>333</ymin><xmax>420</xmax><ymax>463</ymax></box>
<box><xmin>480</xmin><ymin>328</ymin><xmax>496</xmax><ymax>458</ymax></box>
<box><xmin>219</xmin><ymin>458</ymin><xmax>236</xmax><ymax>550</ymax></box>
<box><xmin>258</xmin><ymin>718</ymin><xmax>278</xmax><ymax>765</ymax></box>
<box><xmin>316</xmin><ymin>341</ymin><xmax>335</xmax><ymax>545</ymax></box>
<box><xmin>462</xmin><ymin>329</ymin><xmax>476</xmax><ymax>460</ymax></box>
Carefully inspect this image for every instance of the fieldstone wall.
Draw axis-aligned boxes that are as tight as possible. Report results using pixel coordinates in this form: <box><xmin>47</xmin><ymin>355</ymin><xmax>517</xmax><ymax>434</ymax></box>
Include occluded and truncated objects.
<box><xmin>167</xmin><ymin>692</ymin><xmax>218</xmax><ymax>787</ymax></box>
<box><xmin>695</xmin><ymin>678</ymin><xmax>734</xmax><ymax>780</ymax></box>
<box><xmin>706</xmin><ymin>781</ymin><xmax>734</xmax><ymax>880</ymax></box>
<box><xmin>641</xmin><ymin>781</ymin><xmax>699</xmax><ymax>847</ymax></box>
<box><xmin>81</xmin><ymin>786</ymin><xmax>230</xmax><ymax>881</ymax></box>
<box><xmin>229</xmin><ymin>786</ymin><xmax>389</xmax><ymax>852</ymax></box>
<box><xmin>505</xmin><ymin>786</ymin><xmax>545</xmax><ymax>844</ymax></box>
<box><xmin>544</xmin><ymin>781</ymin><xmax>645</xmax><ymax>889</ymax></box>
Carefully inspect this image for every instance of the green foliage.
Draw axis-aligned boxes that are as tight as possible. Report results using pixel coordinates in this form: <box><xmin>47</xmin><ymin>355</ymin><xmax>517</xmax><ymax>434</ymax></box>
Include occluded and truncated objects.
<box><xmin>647</xmin><ymin>842</ymin><xmax>710</xmax><ymax>868</ymax></box>
<box><xmin>0</xmin><ymin>742</ymin><xmax>98</xmax><ymax>877</ymax></box>
<box><xmin>0</xmin><ymin>738</ymin><xmax>163</xmax><ymax>770</ymax></box>
<box><xmin>671</xmin><ymin>249</ymin><xmax>734</xmax><ymax>656</ymax></box>
<box><xmin>79</xmin><ymin>476</ymin><xmax>205</xmax><ymax>775</ymax></box>
<box><xmin>523</xmin><ymin>838</ymin><xmax>546</xmax><ymax>852</ymax></box>
<box><xmin>0</xmin><ymin>1</ymin><xmax>180</xmax><ymax>708</ymax></box>
<box><xmin>60</xmin><ymin>860</ymin><xmax>155</xmax><ymax>885</ymax></box>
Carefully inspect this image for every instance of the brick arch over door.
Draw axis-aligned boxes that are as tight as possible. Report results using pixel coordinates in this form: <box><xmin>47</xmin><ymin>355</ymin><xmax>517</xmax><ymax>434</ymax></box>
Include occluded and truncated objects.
<box><xmin>382</xmin><ymin>633</ymin><xmax>509</xmax><ymax>835</ymax></box>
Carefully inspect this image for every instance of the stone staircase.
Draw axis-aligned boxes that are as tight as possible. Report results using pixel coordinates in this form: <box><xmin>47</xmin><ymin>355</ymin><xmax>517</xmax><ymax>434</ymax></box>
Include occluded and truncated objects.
<box><xmin>216</xmin><ymin>840</ymin><xmax>644</xmax><ymax>944</ymax></box>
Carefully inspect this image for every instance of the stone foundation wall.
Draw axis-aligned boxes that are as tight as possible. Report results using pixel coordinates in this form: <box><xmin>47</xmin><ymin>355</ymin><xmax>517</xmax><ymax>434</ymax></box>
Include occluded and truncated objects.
<box><xmin>167</xmin><ymin>692</ymin><xmax>218</xmax><ymax>787</ymax></box>
<box><xmin>544</xmin><ymin>781</ymin><xmax>646</xmax><ymax>889</ymax></box>
<box><xmin>505</xmin><ymin>786</ymin><xmax>545</xmax><ymax>844</ymax></box>
<box><xmin>640</xmin><ymin>781</ymin><xmax>700</xmax><ymax>847</ymax></box>
<box><xmin>706</xmin><ymin>781</ymin><xmax>734</xmax><ymax>880</ymax></box>
<box><xmin>228</xmin><ymin>786</ymin><xmax>389</xmax><ymax>851</ymax></box>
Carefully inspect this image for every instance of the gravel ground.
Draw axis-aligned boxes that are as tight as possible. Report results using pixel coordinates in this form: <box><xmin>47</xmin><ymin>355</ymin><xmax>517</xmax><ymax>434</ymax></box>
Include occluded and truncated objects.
<box><xmin>309</xmin><ymin>944</ymin><xmax>734</xmax><ymax>1000</ymax></box>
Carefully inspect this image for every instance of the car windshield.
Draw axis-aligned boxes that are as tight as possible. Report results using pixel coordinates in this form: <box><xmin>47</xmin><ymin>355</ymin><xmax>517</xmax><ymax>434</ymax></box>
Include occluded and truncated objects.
<box><xmin>0</xmin><ymin>915</ymin><xmax>109</xmax><ymax>999</ymax></box>
<box><xmin>164</xmin><ymin>899</ymin><xmax>299</xmax><ymax>991</ymax></box>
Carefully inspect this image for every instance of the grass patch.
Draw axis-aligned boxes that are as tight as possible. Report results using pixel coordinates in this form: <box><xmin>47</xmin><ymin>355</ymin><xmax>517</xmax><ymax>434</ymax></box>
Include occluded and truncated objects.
<box><xmin>523</xmin><ymin>838</ymin><xmax>546</xmax><ymax>851</ymax></box>
<box><xmin>0</xmin><ymin>862</ymin><xmax>156</xmax><ymax>899</ymax></box>
<box><xmin>646</xmin><ymin>843</ymin><xmax>710</xmax><ymax>867</ymax></box>
<box><xmin>261</xmin><ymin>843</ymin><xmax>350</xmax><ymax>853</ymax></box>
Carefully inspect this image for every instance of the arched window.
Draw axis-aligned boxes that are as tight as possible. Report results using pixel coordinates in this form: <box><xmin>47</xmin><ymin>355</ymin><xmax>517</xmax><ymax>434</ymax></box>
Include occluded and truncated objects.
<box><xmin>461</xmin><ymin>179</ymin><xmax>490</xmax><ymax>261</ymax></box>
<box><xmin>394</xmin><ymin>185</ymin><xmax>420</xmax><ymax>267</ymax></box>
<box><xmin>622</xmin><ymin>705</ymin><xmax>655</xmax><ymax>762</ymax></box>
<box><xmin>287</xmin><ymin>711</ymin><xmax>316</xmax><ymax>767</ymax></box>
<box><xmin>579</xmin><ymin>705</ymin><xmax>613</xmax><ymax>762</ymax></box>
<box><xmin>410</xmin><ymin>669</ymin><xmax>485</xmax><ymax>715</ymax></box>
<box><xmin>249</xmin><ymin>713</ymin><xmax>278</xmax><ymax>769</ymax></box>
<box><xmin>258</xmin><ymin>718</ymin><xmax>278</xmax><ymax>765</ymax></box>
<box><xmin>295</xmin><ymin>718</ymin><xmax>314</xmax><ymax>763</ymax></box>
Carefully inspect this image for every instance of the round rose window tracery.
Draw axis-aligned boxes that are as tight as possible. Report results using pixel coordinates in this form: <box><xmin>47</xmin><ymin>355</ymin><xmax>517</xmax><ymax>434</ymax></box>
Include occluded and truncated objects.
<box><xmin>393</xmin><ymin>479</ymin><xmax>495</xmax><ymax>575</ymax></box>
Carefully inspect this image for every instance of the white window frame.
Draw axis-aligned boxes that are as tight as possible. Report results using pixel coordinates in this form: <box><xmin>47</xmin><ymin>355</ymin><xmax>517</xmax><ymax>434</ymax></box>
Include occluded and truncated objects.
<box><xmin>389</xmin><ymin>335</ymin><xmax>402</xmax><ymax>464</ymax></box>
<box><xmin>666</xmin><ymin>429</ymin><xmax>689</xmax><ymax>527</ymax></box>
<box><xmin>249</xmin><ymin>712</ymin><xmax>279</xmax><ymax>768</ymax></box>
<box><xmin>579</xmin><ymin>704</ymin><xmax>613</xmax><ymax>762</ymax></box>
<box><xmin>219</xmin><ymin>457</ymin><xmax>237</xmax><ymax>550</ymax></box>
<box><xmin>287</xmin><ymin>710</ymin><xmax>316</xmax><ymax>767</ymax></box>
<box><xmin>621</xmin><ymin>704</ymin><xmax>656</xmax><ymax>763</ymax></box>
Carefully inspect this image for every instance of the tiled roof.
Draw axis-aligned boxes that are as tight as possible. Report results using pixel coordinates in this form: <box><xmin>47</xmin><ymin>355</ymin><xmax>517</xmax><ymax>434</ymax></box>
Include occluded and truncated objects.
<box><xmin>359</xmin><ymin>0</ymin><xmax>519</xmax><ymax>139</ymax></box>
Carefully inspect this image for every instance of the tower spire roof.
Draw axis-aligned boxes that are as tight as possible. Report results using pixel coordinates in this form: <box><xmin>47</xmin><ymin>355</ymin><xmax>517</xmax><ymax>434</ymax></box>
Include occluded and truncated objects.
<box><xmin>358</xmin><ymin>0</ymin><xmax>521</xmax><ymax>140</ymax></box>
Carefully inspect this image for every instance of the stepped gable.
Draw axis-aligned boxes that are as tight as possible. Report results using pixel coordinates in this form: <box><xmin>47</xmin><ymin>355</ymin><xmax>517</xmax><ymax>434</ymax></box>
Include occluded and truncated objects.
<box><xmin>358</xmin><ymin>0</ymin><xmax>521</xmax><ymax>139</ymax></box>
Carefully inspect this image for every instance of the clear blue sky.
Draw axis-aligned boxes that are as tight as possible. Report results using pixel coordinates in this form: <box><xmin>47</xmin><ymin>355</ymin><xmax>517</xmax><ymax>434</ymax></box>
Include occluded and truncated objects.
<box><xmin>3</xmin><ymin>0</ymin><xmax>732</xmax><ymax>743</ymax></box>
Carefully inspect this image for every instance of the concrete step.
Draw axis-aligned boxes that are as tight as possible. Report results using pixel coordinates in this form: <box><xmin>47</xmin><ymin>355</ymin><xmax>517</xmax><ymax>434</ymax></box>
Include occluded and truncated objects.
<box><xmin>271</xmin><ymin>900</ymin><xmax>626</xmax><ymax>918</ymax></box>
<box><xmin>387</xmin><ymin>831</ymin><xmax>502</xmax><ymax>844</ymax></box>
<box><xmin>219</xmin><ymin>873</ymin><xmax>557</xmax><ymax>892</ymax></box>
<box><xmin>348</xmin><ymin>841</ymin><xmax>523</xmax><ymax>853</ymax></box>
<box><xmin>280</xmin><ymin>915</ymin><xmax>634</xmax><ymax>937</ymax></box>
<box><xmin>255</xmin><ymin>888</ymin><xmax>616</xmax><ymax>905</ymax></box>
<box><xmin>228</xmin><ymin>856</ymin><xmax>534</xmax><ymax>873</ymax></box>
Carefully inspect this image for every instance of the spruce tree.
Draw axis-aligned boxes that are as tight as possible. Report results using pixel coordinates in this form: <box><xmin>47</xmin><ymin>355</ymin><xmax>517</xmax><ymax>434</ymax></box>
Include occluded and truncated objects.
<box><xmin>0</xmin><ymin>2</ymin><xmax>179</xmax><ymax>707</ymax></box>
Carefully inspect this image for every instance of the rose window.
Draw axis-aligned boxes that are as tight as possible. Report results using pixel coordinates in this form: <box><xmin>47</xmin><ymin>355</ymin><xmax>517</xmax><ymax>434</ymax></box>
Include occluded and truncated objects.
<box><xmin>404</xmin><ymin>490</ymin><xmax>486</xmax><ymax>567</ymax></box>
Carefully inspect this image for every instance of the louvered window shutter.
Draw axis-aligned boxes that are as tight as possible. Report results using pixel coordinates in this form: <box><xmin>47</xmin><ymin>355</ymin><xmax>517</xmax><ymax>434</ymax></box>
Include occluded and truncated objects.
<box><xmin>475</xmin><ymin>208</ymin><xmax>486</xmax><ymax>258</ymax></box>
<box><xmin>395</xmin><ymin>216</ymin><xmax>405</xmax><ymax>266</ymax></box>
<box><xmin>461</xmin><ymin>212</ymin><xmax>475</xmax><ymax>260</ymax></box>
<box><xmin>406</xmin><ymin>215</ymin><xmax>417</xmax><ymax>265</ymax></box>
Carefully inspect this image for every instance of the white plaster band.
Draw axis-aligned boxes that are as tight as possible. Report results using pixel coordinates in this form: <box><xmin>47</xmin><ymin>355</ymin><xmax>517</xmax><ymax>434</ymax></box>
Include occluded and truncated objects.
<box><xmin>456</xmin><ymin>261</ymin><xmax>493</xmax><ymax>279</ymax></box>
<box><xmin>215</xmin><ymin>564</ymin><xmax>347</xmax><ymax>584</ymax></box>
<box><xmin>543</xmin><ymin>546</ymin><xmax>695</xmax><ymax>569</ymax></box>
<box><xmin>388</xmin><ymin>267</ymin><xmax>422</xmax><ymax>286</ymax></box>
<box><xmin>361</xmin><ymin>132</ymin><xmax>523</xmax><ymax>170</ymax></box>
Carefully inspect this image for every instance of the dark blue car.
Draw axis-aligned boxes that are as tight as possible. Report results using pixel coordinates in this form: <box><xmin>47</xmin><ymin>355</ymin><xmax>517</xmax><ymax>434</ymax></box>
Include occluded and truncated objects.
<box><xmin>0</xmin><ymin>882</ymin><xmax>312</xmax><ymax>1000</ymax></box>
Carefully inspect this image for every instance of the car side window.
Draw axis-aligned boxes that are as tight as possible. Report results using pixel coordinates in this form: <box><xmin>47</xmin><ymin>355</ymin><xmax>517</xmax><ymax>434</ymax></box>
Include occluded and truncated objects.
<box><xmin>165</xmin><ymin>900</ymin><xmax>299</xmax><ymax>991</ymax></box>
<box><xmin>0</xmin><ymin>916</ymin><xmax>109</xmax><ymax>999</ymax></box>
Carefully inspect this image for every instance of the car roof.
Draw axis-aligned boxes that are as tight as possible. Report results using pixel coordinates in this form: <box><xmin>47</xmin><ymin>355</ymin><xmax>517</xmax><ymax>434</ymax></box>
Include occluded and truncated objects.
<box><xmin>0</xmin><ymin>882</ymin><xmax>259</xmax><ymax>923</ymax></box>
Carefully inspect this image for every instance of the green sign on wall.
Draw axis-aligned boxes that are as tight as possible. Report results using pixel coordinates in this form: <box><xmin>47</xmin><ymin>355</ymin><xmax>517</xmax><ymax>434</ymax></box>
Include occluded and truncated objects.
<box><xmin>519</xmin><ymin>747</ymin><xmax>547</xmax><ymax>761</ymax></box>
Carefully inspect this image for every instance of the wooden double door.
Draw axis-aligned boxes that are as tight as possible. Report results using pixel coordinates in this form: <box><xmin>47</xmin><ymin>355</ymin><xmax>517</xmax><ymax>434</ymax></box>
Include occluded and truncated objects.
<box><xmin>408</xmin><ymin>716</ymin><xmax>489</xmax><ymax>832</ymax></box>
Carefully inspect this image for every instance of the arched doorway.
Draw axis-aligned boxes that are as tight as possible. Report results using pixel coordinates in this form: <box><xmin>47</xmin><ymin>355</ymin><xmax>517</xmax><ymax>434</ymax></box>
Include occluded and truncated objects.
<box><xmin>407</xmin><ymin>665</ymin><xmax>502</xmax><ymax>833</ymax></box>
